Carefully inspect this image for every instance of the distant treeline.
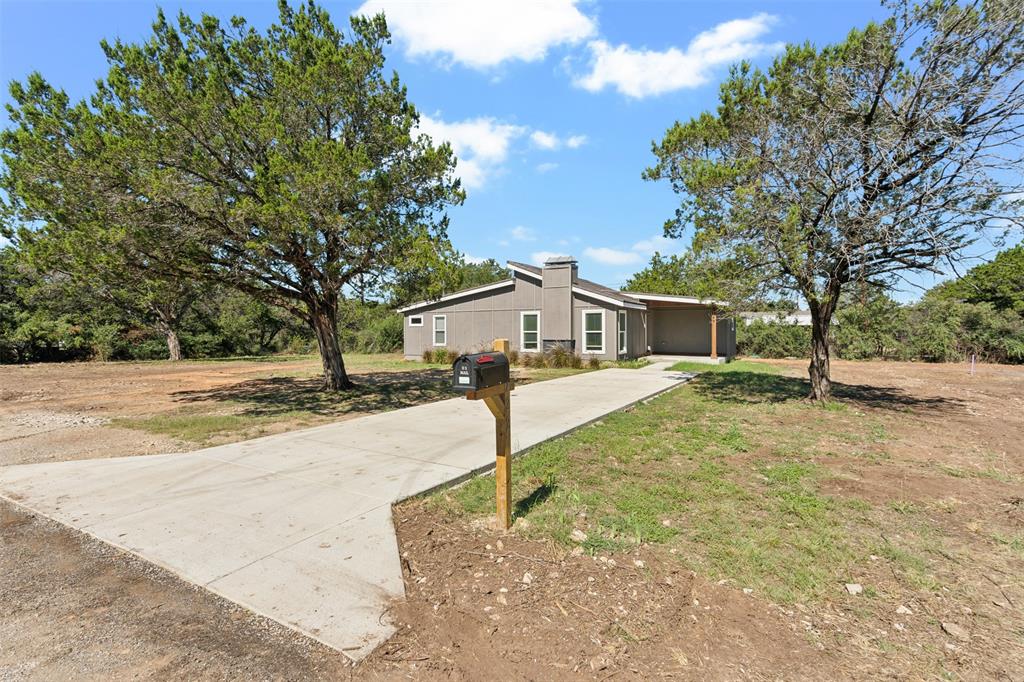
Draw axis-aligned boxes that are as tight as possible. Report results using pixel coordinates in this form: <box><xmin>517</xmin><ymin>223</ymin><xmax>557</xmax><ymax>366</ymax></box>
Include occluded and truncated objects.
<box><xmin>737</xmin><ymin>246</ymin><xmax>1024</xmax><ymax>364</ymax></box>
<box><xmin>0</xmin><ymin>247</ymin><xmax>508</xmax><ymax>364</ymax></box>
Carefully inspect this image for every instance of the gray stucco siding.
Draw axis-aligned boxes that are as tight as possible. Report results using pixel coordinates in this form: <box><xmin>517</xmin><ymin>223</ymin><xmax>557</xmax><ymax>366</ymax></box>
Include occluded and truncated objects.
<box><xmin>403</xmin><ymin>277</ymin><xmax>546</xmax><ymax>358</ymax></box>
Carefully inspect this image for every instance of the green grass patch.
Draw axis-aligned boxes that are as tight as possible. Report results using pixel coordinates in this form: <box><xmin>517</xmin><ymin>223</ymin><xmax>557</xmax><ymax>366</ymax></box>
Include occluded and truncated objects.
<box><xmin>890</xmin><ymin>500</ymin><xmax>920</xmax><ymax>514</ymax></box>
<box><xmin>431</xmin><ymin>358</ymin><xmax>968</xmax><ymax>607</ymax></box>
<box><xmin>992</xmin><ymin>533</ymin><xmax>1024</xmax><ymax>559</ymax></box>
<box><xmin>935</xmin><ymin>464</ymin><xmax>1021</xmax><ymax>483</ymax></box>
<box><xmin>433</xmin><ymin>366</ymin><xmax>906</xmax><ymax>604</ymax></box>
<box><xmin>666</xmin><ymin>359</ymin><xmax>779</xmax><ymax>374</ymax></box>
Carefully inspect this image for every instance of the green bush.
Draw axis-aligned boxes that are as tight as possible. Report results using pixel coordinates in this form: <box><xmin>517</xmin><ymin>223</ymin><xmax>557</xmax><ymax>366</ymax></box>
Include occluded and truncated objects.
<box><xmin>337</xmin><ymin>301</ymin><xmax>403</xmax><ymax>354</ymax></box>
<box><xmin>833</xmin><ymin>293</ymin><xmax>906</xmax><ymax>360</ymax></box>
<box><xmin>907</xmin><ymin>299</ymin><xmax>1024</xmax><ymax>363</ymax></box>
<box><xmin>90</xmin><ymin>323</ymin><xmax>125</xmax><ymax>361</ymax></box>
<box><xmin>738</xmin><ymin>297</ymin><xmax>1024</xmax><ymax>364</ymax></box>
<box><xmin>736</xmin><ymin>320</ymin><xmax>810</xmax><ymax>358</ymax></box>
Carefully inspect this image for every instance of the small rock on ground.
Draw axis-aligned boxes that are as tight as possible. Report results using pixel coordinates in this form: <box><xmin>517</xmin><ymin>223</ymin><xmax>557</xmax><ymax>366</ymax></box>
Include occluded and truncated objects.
<box><xmin>941</xmin><ymin>622</ymin><xmax>970</xmax><ymax>641</ymax></box>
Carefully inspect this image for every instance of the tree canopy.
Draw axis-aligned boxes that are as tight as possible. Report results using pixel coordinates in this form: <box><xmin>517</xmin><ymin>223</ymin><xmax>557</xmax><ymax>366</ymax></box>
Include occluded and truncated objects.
<box><xmin>1</xmin><ymin>2</ymin><xmax>463</xmax><ymax>388</ymax></box>
<box><xmin>623</xmin><ymin>251</ymin><xmax>760</xmax><ymax>308</ymax></box>
<box><xmin>930</xmin><ymin>244</ymin><xmax>1024</xmax><ymax>314</ymax></box>
<box><xmin>645</xmin><ymin>0</ymin><xmax>1024</xmax><ymax>399</ymax></box>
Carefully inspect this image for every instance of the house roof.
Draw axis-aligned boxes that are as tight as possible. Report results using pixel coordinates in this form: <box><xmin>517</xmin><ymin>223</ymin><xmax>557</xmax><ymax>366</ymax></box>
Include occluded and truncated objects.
<box><xmin>396</xmin><ymin>278</ymin><xmax>514</xmax><ymax>313</ymax></box>
<box><xmin>398</xmin><ymin>260</ymin><xmax>718</xmax><ymax>314</ymax></box>
<box><xmin>506</xmin><ymin>261</ymin><xmax>647</xmax><ymax>309</ymax></box>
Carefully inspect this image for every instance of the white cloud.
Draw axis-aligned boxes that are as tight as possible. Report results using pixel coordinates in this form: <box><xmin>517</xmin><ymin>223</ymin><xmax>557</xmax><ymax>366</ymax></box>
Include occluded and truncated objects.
<box><xmin>530</xmin><ymin>251</ymin><xmax>571</xmax><ymax>266</ymax></box>
<box><xmin>529</xmin><ymin>130</ymin><xmax>588</xmax><ymax>151</ymax></box>
<box><xmin>631</xmin><ymin>235</ymin><xmax>681</xmax><ymax>255</ymax></box>
<box><xmin>566</xmin><ymin>134</ymin><xmax>588</xmax><ymax>149</ymax></box>
<box><xmin>530</xmin><ymin>130</ymin><xmax>560</xmax><ymax>150</ymax></box>
<box><xmin>464</xmin><ymin>254</ymin><xmax>488</xmax><ymax>264</ymax></box>
<box><xmin>536</xmin><ymin>162</ymin><xmax>559</xmax><ymax>174</ymax></box>
<box><xmin>418</xmin><ymin>114</ymin><xmax>526</xmax><ymax>189</ymax></box>
<box><xmin>356</xmin><ymin>0</ymin><xmax>596</xmax><ymax>70</ymax></box>
<box><xmin>510</xmin><ymin>225</ymin><xmax>536</xmax><ymax>241</ymax></box>
<box><xmin>583</xmin><ymin>246</ymin><xmax>643</xmax><ymax>266</ymax></box>
<box><xmin>575</xmin><ymin>13</ymin><xmax>782</xmax><ymax>98</ymax></box>
<box><xmin>581</xmin><ymin>234</ymin><xmax>682</xmax><ymax>266</ymax></box>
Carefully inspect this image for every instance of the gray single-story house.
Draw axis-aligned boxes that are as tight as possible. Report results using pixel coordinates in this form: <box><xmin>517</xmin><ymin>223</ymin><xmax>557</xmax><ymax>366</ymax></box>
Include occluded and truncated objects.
<box><xmin>400</xmin><ymin>256</ymin><xmax>735</xmax><ymax>362</ymax></box>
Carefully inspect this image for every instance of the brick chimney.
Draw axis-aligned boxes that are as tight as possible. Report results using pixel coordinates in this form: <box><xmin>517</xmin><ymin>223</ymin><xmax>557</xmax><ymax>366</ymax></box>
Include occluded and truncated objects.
<box><xmin>541</xmin><ymin>256</ymin><xmax>577</xmax><ymax>347</ymax></box>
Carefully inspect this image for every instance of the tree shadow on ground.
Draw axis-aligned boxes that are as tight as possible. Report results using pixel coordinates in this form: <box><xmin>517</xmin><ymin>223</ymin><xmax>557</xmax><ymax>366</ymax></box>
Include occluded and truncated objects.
<box><xmin>170</xmin><ymin>369</ymin><xmax>453</xmax><ymax>417</ymax></box>
<box><xmin>513</xmin><ymin>482</ymin><xmax>556</xmax><ymax>520</ymax></box>
<box><xmin>692</xmin><ymin>371</ymin><xmax>963</xmax><ymax>412</ymax></box>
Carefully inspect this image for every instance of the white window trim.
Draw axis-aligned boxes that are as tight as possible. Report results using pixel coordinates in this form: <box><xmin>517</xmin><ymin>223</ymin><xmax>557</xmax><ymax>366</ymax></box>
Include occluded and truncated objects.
<box><xmin>432</xmin><ymin>315</ymin><xmax>447</xmax><ymax>347</ymax></box>
<box><xmin>408</xmin><ymin>315</ymin><xmax>423</xmax><ymax>327</ymax></box>
<box><xmin>581</xmin><ymin>309</ymin><xmax>605</xmax><ymax>355</ymax></box>
<box><xmin>520</xmin><ymin>310</ymin><xmax>541</xmax><ymax>353</ymax></box>
<box><xmin>618</xmin><ymin>310</ymin><xmax>627</xmax><ymax>355</ymax></box>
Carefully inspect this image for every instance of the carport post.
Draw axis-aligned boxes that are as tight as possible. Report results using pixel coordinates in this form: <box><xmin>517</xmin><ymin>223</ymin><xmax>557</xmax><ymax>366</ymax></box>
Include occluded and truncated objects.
<box><xmin>710</xmin><ymin>308</ymin><xmax>718</xmax><ymax>360</ymax></box>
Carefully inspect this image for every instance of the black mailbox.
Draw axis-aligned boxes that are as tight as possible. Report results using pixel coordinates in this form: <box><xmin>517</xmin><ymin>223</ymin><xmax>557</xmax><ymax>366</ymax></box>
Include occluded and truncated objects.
<box><xmin>452</xmin><ymin>352</ymin><xmax>510</xmax><ymax>392</ymax></box>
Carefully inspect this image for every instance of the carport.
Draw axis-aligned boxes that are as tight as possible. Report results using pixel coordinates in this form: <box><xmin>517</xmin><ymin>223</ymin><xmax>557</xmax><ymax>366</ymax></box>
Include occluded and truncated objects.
<box><xmin>625</xmin><ymin>294</ymin><xmax>736</xmax><ymax>360</ymax></box>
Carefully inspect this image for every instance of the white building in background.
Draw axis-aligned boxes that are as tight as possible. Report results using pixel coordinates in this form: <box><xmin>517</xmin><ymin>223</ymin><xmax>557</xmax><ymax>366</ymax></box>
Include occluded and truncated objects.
<box><xmin>738</xmin><ymin>310</ymin><xmax>813</xmax><ymax>326</ymax></box>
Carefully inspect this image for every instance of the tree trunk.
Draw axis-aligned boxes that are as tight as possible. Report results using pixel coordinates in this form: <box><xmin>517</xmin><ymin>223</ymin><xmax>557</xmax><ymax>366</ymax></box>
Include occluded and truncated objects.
<box><xmin>807</xmin><ymin>300</ymin><xmax>834</xmax><ymax>401</ymax></box>
<box><xmin>151</xmin><ymin>301</ymin><xmax>185</xmax><ymax>361</ymax></box>
<box><xmin>165</xmin><ymin>328</ymin><xmax>182</xmax><ymax>361</ymax></box>
<box><xmin>309</xmin><ymin>299</ymin><xmax>353</xmax><ymax>391</ymax></box>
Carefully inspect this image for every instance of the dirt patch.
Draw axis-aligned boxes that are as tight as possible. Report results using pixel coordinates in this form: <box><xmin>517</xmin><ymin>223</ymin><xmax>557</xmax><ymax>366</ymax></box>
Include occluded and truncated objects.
<box><xmin>361</xmin><ymin>503</ymin><xmax>847</xmax><ymax>680</ymax></box>
<box><xmin>0</xmin><ymin>357</ymin><xmax>456</xmax><ymax>466</ymax></box>
<box><xmin>0</xmin><ymin>358</ymin><xmax>326</xmax><ymax>465</ymax></box>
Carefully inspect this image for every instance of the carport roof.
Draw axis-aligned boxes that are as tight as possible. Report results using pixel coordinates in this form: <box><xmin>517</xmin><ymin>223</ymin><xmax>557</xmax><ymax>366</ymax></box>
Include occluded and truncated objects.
<box><xmin>621</xmin><ymin>291</ymin><xmax>725</xmax><ymax>307</ymax></box>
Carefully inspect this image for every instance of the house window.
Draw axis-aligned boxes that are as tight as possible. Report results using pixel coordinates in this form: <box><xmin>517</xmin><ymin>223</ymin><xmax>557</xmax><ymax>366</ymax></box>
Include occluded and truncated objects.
<box><xmin>432</xmin><ymin>315</ymin><xmax>446</xmax><ymax>346</ymax></box>
<box><xmin>618</xmin><ymin>310</ymin><xmax>627</xmax><ymax>355</ymax></box>
<box><xmin>408</xmin><ymin>315</ymin><xmax>423</xmax><ymax>327</ymax></box>
<box><xmin>521</xmin><ymin>311</ymin><xmax>540</xmax><ymax>352</ymax></box>
<box><xmin>582</xmin><ymin>310</ymin><xmax>604</xmax><ymax>354</ymax></box>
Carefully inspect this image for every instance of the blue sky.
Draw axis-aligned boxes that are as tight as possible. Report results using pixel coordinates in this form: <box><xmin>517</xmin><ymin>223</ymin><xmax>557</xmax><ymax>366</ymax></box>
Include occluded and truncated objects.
<box><xmin>1</xmin><ymin>0</ymin><xmax>1014</xmax><ymax>300</ymax></box>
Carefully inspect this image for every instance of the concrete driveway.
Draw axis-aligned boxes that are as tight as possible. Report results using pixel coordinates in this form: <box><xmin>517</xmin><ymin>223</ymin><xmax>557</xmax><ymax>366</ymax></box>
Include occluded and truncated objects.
<box><xmin>0</xmin><ymin>364</ymin><xmax>690</xmax><ymax>660</ymax></box>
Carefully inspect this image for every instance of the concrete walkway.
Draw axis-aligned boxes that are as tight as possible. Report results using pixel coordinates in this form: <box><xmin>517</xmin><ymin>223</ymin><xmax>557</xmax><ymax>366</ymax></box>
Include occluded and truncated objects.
<box><xmin>0</xmin><ymin>365</ymin><xmax>690</xmax><ymax>660</ymax></box>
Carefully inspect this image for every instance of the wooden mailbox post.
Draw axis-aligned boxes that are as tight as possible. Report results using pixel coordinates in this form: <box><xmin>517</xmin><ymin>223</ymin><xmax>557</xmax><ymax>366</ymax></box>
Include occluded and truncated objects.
<box><xmin>465</xmin><ymin>381</ymin><xmax>512</xmax><ymax>529</ymax></box>
<box><xmin>455</xmin><ymin>339</ymin><xmax>513</xmax><ymax>530</ymax></box>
